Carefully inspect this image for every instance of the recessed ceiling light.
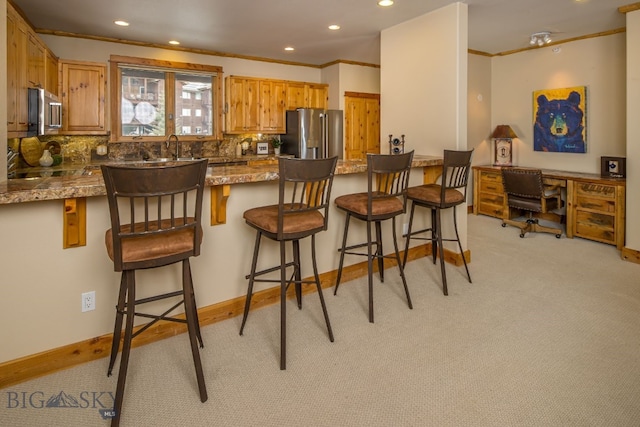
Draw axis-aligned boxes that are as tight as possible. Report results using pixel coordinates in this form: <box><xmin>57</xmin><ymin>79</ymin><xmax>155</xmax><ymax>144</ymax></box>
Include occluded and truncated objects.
<box><xmin>114</xmin><ymin>20</ymin><xmax>129</xmax><ymax>27</ymax></box>
<box><xmin>328</xmin><ymin>24</ymin><xmax>340</xmax><ymax>30</ymax></box>
<box><xmin>378</xmin><ymin>0</ymin><xmax>394</xmax><ymax>6</ymax></box>
<box><xmin>284</xmin><ymin>47</ymin><xmax>295</xmax><ymax>51</ymax></box>
<box><xmin>169</xmin><ymin>40</ymin><xmax>180</xmax><ymax>45</ymax></box>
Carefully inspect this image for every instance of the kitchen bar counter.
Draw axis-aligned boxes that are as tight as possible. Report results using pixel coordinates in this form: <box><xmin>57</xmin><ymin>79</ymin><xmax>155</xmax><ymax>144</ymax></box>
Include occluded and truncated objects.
<box><xmin>0</xmin><ymin>155</ymin><xmax>443</xmax><ymax>205</ymax></box>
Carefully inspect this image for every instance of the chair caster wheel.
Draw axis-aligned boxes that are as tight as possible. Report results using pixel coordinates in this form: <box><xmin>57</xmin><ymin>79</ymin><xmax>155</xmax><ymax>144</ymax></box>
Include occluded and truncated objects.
<box><xmin>501</xmin><ymin>223</ymin><xmax>506</xmax><ymax>228</ymax></box>
<box><xmin>555</xmin><ymin>234</ymin><xmax>561</xmax><ymax>238</ymax></box>
<box><xmin>519</xmin><ymin>233</ymin><xmax>525</xmax><ymax>238</ymax></box>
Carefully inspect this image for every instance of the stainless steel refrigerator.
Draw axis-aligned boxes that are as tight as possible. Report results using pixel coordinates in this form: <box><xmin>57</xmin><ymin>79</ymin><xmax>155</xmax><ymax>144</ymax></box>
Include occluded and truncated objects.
<box><xmin>281</xmin><ymin>108</ymin><xmax>343</xmax><ymax>159</ymax></box>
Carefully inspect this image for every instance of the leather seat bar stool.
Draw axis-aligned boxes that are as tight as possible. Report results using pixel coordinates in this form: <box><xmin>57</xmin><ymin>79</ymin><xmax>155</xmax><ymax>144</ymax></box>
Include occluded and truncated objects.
<box><xmin>101</xmin><ymin>159</ymin><xmax>209</xmax><ymax>427</ymax></box>
<box><xmin>500</xmin><ymin>168</ymin><xmax>563</xmax><ymax>238</ymax></box>
<box><xmin>402</xmin><ymin>150</ymin><xmax>473</xmax><ymax>296</ymax></box>
<box><xmin>239</xmin><ymin>156</ymin><xmax>338</xmax><ymax>370</ymax></box>
<box><xmin>334</xmin><ymin>151</ymin><xmax>414</xmax><ymax>323</ymax></box>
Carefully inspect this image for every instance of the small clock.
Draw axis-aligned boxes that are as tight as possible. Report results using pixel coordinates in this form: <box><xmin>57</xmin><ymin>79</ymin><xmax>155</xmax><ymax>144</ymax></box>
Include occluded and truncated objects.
<box><xmin>493</xmin><ymin>138</ymin><xmax>512</xmax><ymax>166</ymax></box>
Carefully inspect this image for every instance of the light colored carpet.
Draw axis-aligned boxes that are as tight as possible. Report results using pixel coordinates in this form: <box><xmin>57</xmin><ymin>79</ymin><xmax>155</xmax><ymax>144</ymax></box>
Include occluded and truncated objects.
<box><xmin>2</xmin><ymin>214</ymin><xmax>640</xmax><ymax>427</ymax></box>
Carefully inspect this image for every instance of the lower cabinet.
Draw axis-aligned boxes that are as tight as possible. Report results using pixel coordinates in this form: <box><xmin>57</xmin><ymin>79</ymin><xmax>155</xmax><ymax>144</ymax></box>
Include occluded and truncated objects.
<box><xmin>473</xmin><ymin>166</ymin><xmax>625</xmax><ymax>249</ymax></box>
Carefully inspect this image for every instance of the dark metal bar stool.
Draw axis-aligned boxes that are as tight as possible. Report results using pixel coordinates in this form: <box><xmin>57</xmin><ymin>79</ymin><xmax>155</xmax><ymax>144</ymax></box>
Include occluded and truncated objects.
<box><xmin>101</xmin><ymin>159</ymin><xmax>208</xmax><ymax>427</ymax></box>
<box><xmin>402</xmin><ymin>149</ymin><xmax>473</xmax><ymax>296</ymax></box>
<box><xmin>239</xmin><ymin>156</ymin><xmax>338</xmax><ymax>370</ymax></box>
<box><xmin>334</xmin><ymin>151</ymin><xmax>414</xmax><ymax>323</ymax></box>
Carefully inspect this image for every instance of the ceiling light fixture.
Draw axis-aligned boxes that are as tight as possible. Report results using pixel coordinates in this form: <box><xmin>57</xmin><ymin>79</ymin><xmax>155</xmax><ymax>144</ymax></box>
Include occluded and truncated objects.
<box><xmin>168</xmin><ymin>40</ymin><xmax>180</xmax><ymax>45</ymax></box>
<box><xmin>378</xmin><ymin>0</ymin><xmax>394</xmax><ymax>7</ymax></box>
<box><xmin>529</xmin><ymin>31</ymin><xmax>552</xmax><ymax>47</ymax></box>
<box><xmin>114</xmin><ymin>20</ymin><xmax>129</xmax><ymax>27</ymax></box>
<box><xmin>284</xmin><ymin>47</ymin><xmax>295</xmax><ymax>51</ymax></box>
<box><xmin>328</xmin><ymin>24</ymin><xmax>340</xmax><ymax>30</ymax></box>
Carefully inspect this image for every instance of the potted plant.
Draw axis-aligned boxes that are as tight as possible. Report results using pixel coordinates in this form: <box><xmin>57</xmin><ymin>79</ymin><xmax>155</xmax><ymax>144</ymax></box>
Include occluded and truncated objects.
<box><xmin>271</xmin><ymin>137</ymin><xmax>282</xmax><ymax>155</ymax></box>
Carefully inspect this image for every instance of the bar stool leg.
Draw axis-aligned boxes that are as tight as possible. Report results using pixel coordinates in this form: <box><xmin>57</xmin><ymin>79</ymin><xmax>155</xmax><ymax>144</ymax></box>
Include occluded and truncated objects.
<box><xmin>402</xmin><ymin>202</ymin><xmax>417</xmax><ymax>268</ymax></box>
<box><xmin>375</xmin><ymin>221</ymin><xmax>384</xmax><ymax>283</ymax></box>
<box><xmin>111</xmin><ymin>271</ymin><xmax>135</xmax><ymax>427</ymax></box>
<box><xmin>239</xmin><ymin>231</ymin><xmax>262</xmax><ymax>335</ymax></box>
<box><xmin>453</xmin><ymin>206</ymin><xmax>472</xmax><ymax>283</ymax></box>
<box><xmin>182</xmin><ymin>259</ymin><xmax>208</xmax><ymax>402</ymax></box>
<box><xmin>279</xmin><ymin>240</ymin><xmax>287</xmax><ymax>370</ymax></box>
<box><xmin>366</xmin><ymin>219</ymin><xmax>375</xmax><ymax>323</ymax></box>
<box><xmin>431</xmin><ymin>209</ymin><xmax>438</xmax><ymax>265</ymax></box>
<box><xmin>108</xmin><ymin>274</ymin><xmax>127</xmax><ymax>376</ymax></box>
<box><xmin>311</xmin><ymin>234</ymin><xmax>334</xmax><ymax>342</ymax></box>
<box><xmin>434</xmin><ymin>208</ymin><xmax>448</xmax><ymax>296</ymax></box>
<box><xmin>392</xmin><ymin>217</ymin><xmax>412</xmax><ymax>309</ymax></box>
<box><xmin>334</xmin><ymin>213</ymin><xmax>352</xmax><ymax>295</ymax></box>
<box><xmin>293</xmin><ymin>240</ymin><xmax>302</xmax><ymax>309</ymax></box>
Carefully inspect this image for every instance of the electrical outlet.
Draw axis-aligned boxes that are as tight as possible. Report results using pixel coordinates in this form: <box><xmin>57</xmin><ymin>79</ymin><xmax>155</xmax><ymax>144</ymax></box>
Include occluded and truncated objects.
<box><xmin>82</xmin><ymin>291</ymin><xmax>96</xmax><ymax>312</ymax></box>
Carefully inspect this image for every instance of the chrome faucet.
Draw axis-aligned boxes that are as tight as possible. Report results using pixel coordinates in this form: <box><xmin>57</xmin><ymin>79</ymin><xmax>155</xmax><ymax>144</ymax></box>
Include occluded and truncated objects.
<box><xmin>165</xmin><ymin>134</ymin><xmax>181</xmax><ymax>159</ymax></box>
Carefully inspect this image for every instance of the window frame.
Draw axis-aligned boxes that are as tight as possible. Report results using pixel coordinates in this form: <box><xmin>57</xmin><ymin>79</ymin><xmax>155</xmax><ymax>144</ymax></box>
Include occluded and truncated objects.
<box><xmin>109</xmin><ymin>55</ymin><xmax>224</xmax><ymax>142</ymax></box>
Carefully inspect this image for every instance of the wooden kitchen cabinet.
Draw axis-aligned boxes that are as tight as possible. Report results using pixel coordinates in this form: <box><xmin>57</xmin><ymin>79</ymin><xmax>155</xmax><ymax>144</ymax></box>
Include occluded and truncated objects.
<box><xmin>27</xmin><ymin>32</ymin><xmax>45</xmax><ymax>89</ymax></box>
<box><xmin>286</xmin><ymin>82</ymin><xmax>328</xmax><ymax>110</ymax></box>
<box><xmin>60</xmin><ymin>60</ymin><xmax>107</xmax><ymax>134</ymax></box>
<box><xmin>45</xmin><ymin>50</ymin><xmax>59</xmax><ymax>96</ymax></box>
<box><xmin>225</xmin><ymin>76</ymin><xmax>260</xmax><ymax>133</ymax></box>
<box><xmin>306</xmin><ymin>83</ymin><xmax>328</xmax><ymax>109</ymax></box>
<box><xmin>344</xmin><ymin>92</ymin><xmax>380</xmax><ymax>160</ymax></box>
<box><xmin>7</xmin><ymin>6</ymin><xmax>28</xmax><ymax>134</ymax></box>
<box><xmin>259</xmin><ymin>79</ymin><xmax>287</xmax><ymax>133</ymax></box>
<box><xmin>6</xmin><ymin>2</ymin><xmax>60</xmax><ymax>136</ymax></box>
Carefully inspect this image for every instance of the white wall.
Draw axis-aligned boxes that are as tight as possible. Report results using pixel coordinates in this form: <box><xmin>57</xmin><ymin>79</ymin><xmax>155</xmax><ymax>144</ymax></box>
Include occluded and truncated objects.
<box><xmin>491</xmin><ymin>34</ymin><xmax>626</xmax><ymax>172</ymax></box>
<box><xmin>381</xmin><ymin>3</ymin><xmax>468</xmax><ymax>156</ymax></box>
<box><xmin>625</xmin><ymin>10</ymin><xmax>640</xmax><ymax>251</ymax></box>
<box><xmin>467</xmin><ymin>53</ymin><xmax>492</xmax><ymax>202</ymax></box>
<box><xmin>1</xmin><ymin>0</ymin><xmax>7</xmax><ymax>182</ymax></box>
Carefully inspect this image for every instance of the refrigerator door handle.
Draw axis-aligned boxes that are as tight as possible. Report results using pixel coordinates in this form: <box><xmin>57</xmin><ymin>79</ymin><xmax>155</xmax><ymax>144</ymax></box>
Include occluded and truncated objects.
<box><xmin>321</xmin><ymin>113</ymin><xmax>327</xmax><ymax>158</ymax></box>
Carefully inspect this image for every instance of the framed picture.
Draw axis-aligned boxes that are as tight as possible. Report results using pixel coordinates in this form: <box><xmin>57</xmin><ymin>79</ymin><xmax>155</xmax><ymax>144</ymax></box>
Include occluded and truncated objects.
<box><xmin>600</xmin><ymin>156</ymin><xmax>626</xmax><ymax>178</ymax></box>
<box><xmin>533</xmin><ymin>86</ymin><xmax>587</xmax><ymax>153</ymax></box>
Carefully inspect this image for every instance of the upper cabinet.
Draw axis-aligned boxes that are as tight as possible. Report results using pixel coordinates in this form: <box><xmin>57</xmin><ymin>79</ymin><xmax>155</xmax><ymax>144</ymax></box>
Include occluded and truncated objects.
<box><xmin>6</xmin><ymin>3</ymin><xmax>59</xmax><ymax>137</ymax></box>
<box><xmin>286</xmin><ymin>82</ymin><xmax>328</xmax><ymax>110</ymax></box>
<box><xmin>225</xmin><ymin>76</ymin><xmax>328</xmax><ymax>134</ymax></box>
<box><xmin>60</xmin><ymin>60</ymin><xmax>108</xmax><ymax>134</ymax></box>
<box><xmin>225</xmin><ymin>76</ymin><xmax>261</xmax><ymax>133</ymax></box>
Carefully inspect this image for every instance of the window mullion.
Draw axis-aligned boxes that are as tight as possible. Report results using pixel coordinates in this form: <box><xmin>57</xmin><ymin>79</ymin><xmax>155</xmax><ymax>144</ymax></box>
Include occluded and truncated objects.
<box><xmin>166</xmin><ymin>73</ymin><xmax>176</xmax><ymax>136</ymax></box>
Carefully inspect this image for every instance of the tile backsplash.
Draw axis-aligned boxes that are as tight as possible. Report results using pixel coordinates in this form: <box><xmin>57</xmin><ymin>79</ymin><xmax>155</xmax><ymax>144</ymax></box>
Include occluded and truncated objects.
<box><xmin>10</xmin><ymin>134</ymin><xmax>276</xmax><ymax>168</ymax></box>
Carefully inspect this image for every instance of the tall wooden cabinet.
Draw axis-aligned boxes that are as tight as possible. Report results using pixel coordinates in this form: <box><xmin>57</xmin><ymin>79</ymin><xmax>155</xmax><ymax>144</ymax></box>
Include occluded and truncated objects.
<box><xmin>344</xmin><ymin>92</ymin><xmax>380</xmax><ymax>160</ymax></box>
<box><xmin>6</xmin><ymin>2</ymin><xmax>59</xmax><ymax>137</ymax></box>
<box><xmin>59</xmin><ymin>60</ymin><xmax>108</xmax><ymax>134</ymax></box>
<box><xmin>225</xmin><ymin>77</ymin><xmax>260</xmax><ymax>133</ymax></box>
<box><xmin>260</xmin><ymin>80</ymin><xmax>287</xmax><ymax>132</ymax></box>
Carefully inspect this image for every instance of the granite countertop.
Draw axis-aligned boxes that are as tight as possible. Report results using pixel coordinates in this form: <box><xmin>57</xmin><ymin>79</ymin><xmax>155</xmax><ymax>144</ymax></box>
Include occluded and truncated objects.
<box><xmin>0</xmin><ymin>155</ymin><xmax>442</xmax><ymax>205</ymax></box>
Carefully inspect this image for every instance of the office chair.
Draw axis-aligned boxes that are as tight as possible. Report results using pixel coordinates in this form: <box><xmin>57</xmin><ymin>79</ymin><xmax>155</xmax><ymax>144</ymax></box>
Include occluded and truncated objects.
<box><xmin>500</xmin><ymin>168</ymin><xmax>563</xmax><ymax>238</ymax></box>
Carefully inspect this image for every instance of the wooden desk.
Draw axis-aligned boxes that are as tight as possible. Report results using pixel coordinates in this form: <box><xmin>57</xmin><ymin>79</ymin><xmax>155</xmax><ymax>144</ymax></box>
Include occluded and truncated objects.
<box><xmin>473</xmin><ymin>165</ymin><xmax>626</xmax><ymax>249</ymax></box>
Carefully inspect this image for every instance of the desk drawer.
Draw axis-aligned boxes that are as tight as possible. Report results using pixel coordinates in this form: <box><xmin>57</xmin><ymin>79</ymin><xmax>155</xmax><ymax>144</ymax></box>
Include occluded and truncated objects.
<box><xmin>480</xmin><ymin>180</ymin><xmax>503</xmax><ymax>194</ymax></box>
<box><xmin>477</xmin><ymin>195</ymin><xmax>505</xmax><ymax>218</ymax></box>
<box><xmin>575</xmin><ymin>197</ymin><xmax>615</xmax><ymax>213</ymax></box>
<box><xmin>575</xmin><ymin>211</ymin><xmax>615</xmax><ymax>243</ymax></box>
<box><xmin>576</xmin><ymin>182</ymin><xmax>616</xmax><ymax>199</ymax></box>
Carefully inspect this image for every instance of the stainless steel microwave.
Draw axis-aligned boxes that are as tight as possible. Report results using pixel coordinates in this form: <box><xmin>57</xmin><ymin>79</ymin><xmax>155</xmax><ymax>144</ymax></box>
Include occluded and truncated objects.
<box><xmin>28</xmin><ymin>87</ymin><xmax>62</xmax><ymax>136</ymax></box>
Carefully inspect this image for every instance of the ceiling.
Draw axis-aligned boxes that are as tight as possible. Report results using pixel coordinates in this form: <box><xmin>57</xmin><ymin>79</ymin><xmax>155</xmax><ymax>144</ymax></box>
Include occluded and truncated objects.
<box><xmin>11</xmin><ymin>0</ymin><xmax>633</xmax><ymax>66</ymax></box>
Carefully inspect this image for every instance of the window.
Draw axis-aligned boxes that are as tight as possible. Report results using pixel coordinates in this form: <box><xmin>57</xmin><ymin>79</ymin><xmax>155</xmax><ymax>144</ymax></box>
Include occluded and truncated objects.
<box><xmin>110</xmin><ymin>55</ymin><xmax>223</xmax><ymax>141</ymax></box>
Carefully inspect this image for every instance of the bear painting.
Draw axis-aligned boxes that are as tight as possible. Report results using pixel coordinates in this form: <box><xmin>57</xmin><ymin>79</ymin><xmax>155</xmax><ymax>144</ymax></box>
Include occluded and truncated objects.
<box><xmin>533</xmin><ymin>87</ymin><xmax>587</xmax><ymax>153</ymax></box>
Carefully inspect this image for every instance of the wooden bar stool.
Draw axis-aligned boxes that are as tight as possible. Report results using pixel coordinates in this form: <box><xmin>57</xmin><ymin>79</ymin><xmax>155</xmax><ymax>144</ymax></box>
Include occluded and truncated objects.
<box><xmin>334</xmin><ymin>151</ymin><xmax>414</xmax><ymax>323</ymax></box>
<box><xmin>402</xmin><ymin>150</ymin><xmax>473</xmax><ymax>296</ymax></box>
<box><xmin>239</xmin><ymin>156</ymin><xmax>338</xmax><ymax>370</ymax></box>
<box><xmin>101</xmin><ymin>159</ymin><xmax>209</xmax><ymax>427</ymax></box>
